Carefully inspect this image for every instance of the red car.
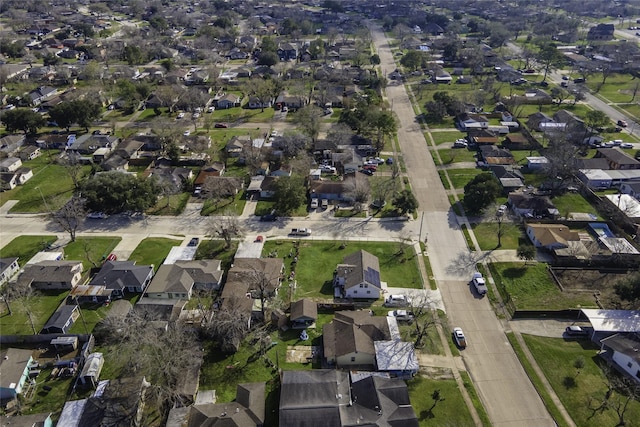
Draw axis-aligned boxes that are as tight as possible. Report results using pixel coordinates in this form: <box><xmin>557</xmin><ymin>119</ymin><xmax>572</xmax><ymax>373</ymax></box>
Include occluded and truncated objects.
<box><xmin>363</xmin><ymin>164</ymin><xmax>377</xmax><ymax>171</ymax></box>
<box><xmin>106</xmin><ymin>253</ymin><xmax>117</xmax><ymax>262</ymax></box>
<box><xmin>215</xmin><ymin>123</ymin><xmax>229</xmax><ymax>128</ymax></box>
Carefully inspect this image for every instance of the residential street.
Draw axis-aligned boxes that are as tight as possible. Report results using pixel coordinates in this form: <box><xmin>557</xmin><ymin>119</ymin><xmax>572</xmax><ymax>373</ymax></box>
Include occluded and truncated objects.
<box><xmin>370</xmin><ymin>23</ymin><xmax>555</xmax><ymax>427</ymax></box>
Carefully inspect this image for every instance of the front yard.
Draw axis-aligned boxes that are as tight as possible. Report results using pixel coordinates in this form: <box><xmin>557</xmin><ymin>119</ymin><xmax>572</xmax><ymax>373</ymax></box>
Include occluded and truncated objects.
<box><xmin>127</xmin><ymin>237</ymin><xmax>183</xmax><ymax>270</ymax></box>
<box><xmin>262</xmin><ymin>240</ymin><xmax>424</xmax><ymax>300</ymax></box>
<box><xmin>0</xmin><ymin>235</ymin><xmax>58</xmax><ymax>266</ymax></box>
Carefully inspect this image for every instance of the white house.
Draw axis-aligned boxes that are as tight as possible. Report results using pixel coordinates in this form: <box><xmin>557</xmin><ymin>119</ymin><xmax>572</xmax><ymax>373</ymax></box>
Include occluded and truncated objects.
<box><xmin>600</xmin><ymin>334</ymin><xmax>640</xmax><ymax>384</ymax></box>
<box><xmin>579</xmin><ymin>169</ymin><xmax>612</xmax><ymax>189</ymax></box>
<box><xmin>333</xmin><ymin>250</ymin><xmax>382</xmax><ymax>299</ymax></box>
<box><xmin>621</xmin><ymin>182</ymin><xmax>640</xmax><ymax>200</ymax></box>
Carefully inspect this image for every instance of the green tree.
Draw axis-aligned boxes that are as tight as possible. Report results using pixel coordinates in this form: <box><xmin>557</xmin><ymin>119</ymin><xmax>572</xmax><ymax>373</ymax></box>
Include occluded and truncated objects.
<box><xmin>261</xmin><ymin>36</ymin><xmax>277</xmax><ymax>53</ymax></box>
<box><xmin>614</xmin><ymin>273</ymin><xmax>640</xmax><ymax>309</ymax></box>
<box><xmin>370</xmin><ymin>54</ymin><xmax>381</xmax><ymax>66</ymax></box>
<box><xmin>393</xmin><ymin>190</ymin><xmax>419</xmax><ymax>215</ymax></box>
<box><xmin>0</xmin><ymin>108</ymin><xmax>45</xmax><ymax>135</ymax></box>
<box><xmin>123</xmin><ymin>45</ymin><xmax>146</xmax><ymax>65</ymax></box>
<box><xmin>584</xmin><ymin>109</ymin><xmax>609</xmax><ymax>138</ymax></box>
<box><xmin>81</xmin><ymin>172</ymin><xmax>161</xmax><ymax>214</ymax></box>
<box><xmin>517</xmin><ymin>244</ymin><xmax>536</xmax><ymax>264</ymax></box>
<box><xmin>400</xmin><ymin>50</ymin><xmax>426</xmax><ymax>71</ymax></box>
<box><xmin>49</xmin><ymin>99</ymin><xmax>101</xmax><ymax>132</ymax></box>
<box><xmin>463</xmin><ymin>173</ymin><xmax>501</xmax><ymax>214</ymax></box>
<box><xmin>308</xmin><ymin>38</ymin><xmax>325</xmax><ymax>60</ymax></box>
<box><xmin>294</xmin><ymin>105</ymin><xmax>323</xmax><ymax>143</ymax></box>
<box><xmin>257</xmin><ymin>51</ymin><xmax>278</xmax><ymax>67</ymax></box>
<box><xmin>537</xmin><ymin>43</ymin><xmax>564</xmax><ymax>82</ymax></box>
<box><xmin>247</xmin><ymin>78</ymin><xmax>277</xmax><ymax>112</ymax></box>
<box><xmin>370</xmin><ymin>110</ymin><xmax>397</xmax><ymax>153</ymax></box>
<box><xmin>272</xmin><ymin>176</ymin><xmax>306</xmax><ymax>214</ymax></box>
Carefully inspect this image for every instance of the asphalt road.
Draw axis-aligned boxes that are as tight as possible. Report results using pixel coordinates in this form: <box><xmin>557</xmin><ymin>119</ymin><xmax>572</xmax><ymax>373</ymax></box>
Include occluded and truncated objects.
<box><xmin>371</xmin><ymin>24</ymin><xmax>555</xmax><ymax>426</ymax></box>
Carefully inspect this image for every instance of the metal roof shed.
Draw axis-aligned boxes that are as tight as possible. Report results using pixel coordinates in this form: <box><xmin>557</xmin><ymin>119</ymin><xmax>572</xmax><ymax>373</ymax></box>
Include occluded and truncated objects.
<box><xmin>581</xmin><ymin>309</ymin><xmax>640</xmax><ymax>333</ymax></box>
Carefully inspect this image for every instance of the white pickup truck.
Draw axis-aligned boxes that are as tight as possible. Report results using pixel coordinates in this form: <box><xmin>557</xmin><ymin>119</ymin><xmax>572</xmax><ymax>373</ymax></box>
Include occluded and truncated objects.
<box><xmin>471</xmin><ymin>272</ymin><xmax>488</xmax><ymax>295</ymax></box>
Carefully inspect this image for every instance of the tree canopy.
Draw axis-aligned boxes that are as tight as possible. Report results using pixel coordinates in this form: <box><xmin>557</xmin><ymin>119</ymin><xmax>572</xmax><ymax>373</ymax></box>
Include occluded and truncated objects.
<box><xmin>0</xmin><ymin>108</ymin><xmax>45</xmax><ymax>135</ymax></box>
<box><xmin>81</xmin><ymin>172</ymin><xmax>161</xmax><ymax>214</ymax></box>
<box><xmin>272</xmin><ymin>176</ymin><xmax>307</xmax><ymax>214</ymax></box>
<box><xmin>48</xmin><ymin>99</ymin><xmax>101</xmax><ymax>132</ymax></box>
<box><xmin>463</xmin><ymin>173</ymin><xmax>502</xmax><ymax>214</ymax></box>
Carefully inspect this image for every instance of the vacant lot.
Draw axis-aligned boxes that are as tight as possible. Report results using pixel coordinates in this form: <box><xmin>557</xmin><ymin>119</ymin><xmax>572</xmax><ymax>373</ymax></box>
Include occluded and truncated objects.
<box><xmin>128</xmin><ymin>237</ymin><xmax>182</xmax><ymax>271</ymax></box>
<box><xmin>551</xmin><ymin>267</ymin><xmax>633</xmax><ymax>309</ymax></box>
<box><xmin>0</xmin><ymin>235</ymin><xmax>58</xmax><ymax>266</ymax></box>
<box><xmin>407</xmin><ymin>374</ymin><xmax>475</xmax><ymax>426</ymax></box>
<box><xmin>523</xmin><ymin>334</ymin><xmax>640</xmax><ymax>427</ymax></box>
<box><xmin>489</xmin><ymin>262</ymin><xmax>598</xmax><ymax>310</ymax></box>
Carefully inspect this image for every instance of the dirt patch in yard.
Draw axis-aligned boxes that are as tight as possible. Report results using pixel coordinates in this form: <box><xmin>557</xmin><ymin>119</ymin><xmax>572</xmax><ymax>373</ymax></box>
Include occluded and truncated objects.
<box><xmin>550</xmin><ymin>267</ymin><xmax>633</xmax><ymax>309</ymax></box>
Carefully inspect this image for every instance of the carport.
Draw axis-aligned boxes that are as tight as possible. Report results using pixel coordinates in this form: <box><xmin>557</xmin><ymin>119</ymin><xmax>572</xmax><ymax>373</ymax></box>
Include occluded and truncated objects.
<box><xmin>580</xmin><ymin>309</ymin><xmax>640</xmax><ymax>341</ymax></box>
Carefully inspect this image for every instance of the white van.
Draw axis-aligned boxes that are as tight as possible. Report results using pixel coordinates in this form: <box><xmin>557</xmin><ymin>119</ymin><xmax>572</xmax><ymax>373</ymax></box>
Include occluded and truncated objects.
<box><xmin>384</xmin><ymin>294</ymin><xmax>411</xmax><ymax>307</ymax></box>
<box><xmin>321</xmin><ymin>199</ymin><xmax>329</xmax><ymax>209</ymax></box>
<box><xmin>310</xmin><ymin>198</ymin><xmax>319</xmax><ymax>209</ymax></box>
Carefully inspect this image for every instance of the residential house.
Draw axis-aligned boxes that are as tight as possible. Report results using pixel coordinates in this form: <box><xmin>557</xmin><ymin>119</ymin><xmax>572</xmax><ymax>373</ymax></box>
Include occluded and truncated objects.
<box><xmin>579</xmin><ymin>169</ymin><xmax>613</xmax><ymax>189</ymax></box>
<box><xmin>220</xmin><ymin>257</ymin><xmax>284</xmax><ymax>322</ymax></box>
<box><xmin>0</xmin><ymin>413</ymin><xmax>53</xmax><ymax>427</ymax></box>
<box><xmin>144</xmin><ymin>260</ymin><xmax>223</xmax><ymax>299</ymax></box>
<box><xmin>148</xmin><ymin>164</ymin><xmax>193</xmax><ymax>193</ymax></box>
<box><xmin>290</xmin><ymin>298</ymin><xmax>317</xmax><ymax>329</ymax></box>
<box><xmin>197</xmin><ymin>175</ymin><xmax>242</xmax><ymax>199</ymax></box>
<box><xmin>479</xmin><ymin>145</ymin><xmax>516</xmax><ymax>166</ymax></box>
<box><xmin>0</xmin><ymin>348</ymin><xmax>35</xmax><ymax>404</ymax></box>
<box><xmin>374</xmin><ymin>340</ymin><xmax>419</xmax><ymax>379</ymax></box>
<box><xmin>323</xmin><ymin>311</ymin><xmax>398</xmax><ymax>368</ymax></box>
<box><xmin>553</xmin><ymin>109</ymin><xmax>586</xmax><ymax>138</ymax></box>
<box><xmin>434</xmin><ymin>69</ymin><xmax>452</xmax><ymax>84</ymax></box>
<box><xmin>587</xmin><ymin>23</ymin><xmax>615</xmax><ymax>41</ymax></box>
<box><xmin>228</xmin><ymin>47</ymin><xmax>249</xmax><ymax>60</ymax></box>
<box><xmin>508</xmin><ymin>193</ymin><xmax>559</xmax><ymax>218</ymax></box>
<box><xmin>269</xmin><ymin>165</ymin><xmax>292</xmax><ymax>177</ymax></box>
<box><xmin>468</xmin><ymin>129</ymin><xmax>500</xmax><ymax>146</ymax></box>
<box><xmin>275</xmin><ymin>92</ymin><xmax>305</xmax><ymax>110</ymax></box>
<box><xmin>0</xmin><ymin>257</ymin><xmax>20</xmax><ymax>286</ymax></box>
<box><xmin>215</xmin><ymin>93</ymin><xmax>241</xmax><ymax>109</ymax></box>
<box><xmin>79</xmin><ymin>353</ymin><xmax>104</xmax><ymax>388</ymax></box>
<box><xmin>67</xmin><ymin>134</ymin><xmax>119</xmax><ymax>156</ymax></box>
<box><xmin>333</xmin><ymin>250</ymin><xmax>382</xmax><ymax>299</ymax></box>
<box><xmin>502</xmin><ymin>134</ymin><xmax>530</xmax><ymax>150</ymax></box>
<box><xmin>225</xmin><ymin>135</ymin><xmax>251</xmax><ymax>157</ymax></box>
<box><xmin>192</xmin><ymin>163</ymin><xmax>227</xmax><ymax>193</ymax></box>
<box><xmin>278</xmin><ymin>43</ymin><xmax>298</xmax><ymax>61</ymax></box>
<box><xmin>28</xmin><ymin>86</ymin><xmax>59</xmax><ymax>105</ymax></box>
<box><xmin>0</xmin><ymin>157</ymin><xmax>23</xmax><ymax>173</ymax></box>
<box><xmin>0</xmin><ymin>166</ymin><xmax>33</xmax><ymax>190</ymax></box>
<box><xmin>18</xmin><ymin>145</ymin><xmax>41</xmax><ymax>161</ymax></box>
<box><xmin>526</xmin><ymin>157</ymin><xmax>550</xmax><ymax>171</ymax></box>
<box><xmin>424</xmin><ymin>22</ymin><xmax>444</xmax><ymax>36</ymax></box>
<box><xmin>0</xmin><ymin>134</ymin><xmax>26</xmax><ymax>157</ymax></box>
<box><xmin>41</xmin><ymin>304</ymin><xmax>80</xmax><ymax>334</ymax></box>
<box><xmin>18</xmin><ymin>260</ymin><xmax>84</xmax><ymax>290</ymax></box>
<box><xmin>167</xmin><ymin>382</ymin><xmax>265</xmax><ymax>427</ymax></box>
<box><xmin>247</xmin><ymin>96</ymin><xmax>274</xmax><ymax>109</ymax></box>
<box><xmin>278</xmin><ymin>370</ymin><xmax>418</xmax><ymax>427</ymax></box>
<box><xmin>57</xmin><ymin>377</ymin><xmax>150</xmax><ymax>427</ymax></box>
<box><xmin>490</xmin><ymin>165</ymin><xmax>525</xmax><ymax>193</ymax></box>
<box><xmin>69</xmin><ymin>284</ymin><xmax>113</xmax><ymax>304</ymax></box>
<box><xmin>526</xmin><ymin>223</ymin><xmax>581</xmax><ymax>250</ymax></box>
<box><xmin>599</xmin><ymin>334</ymin><xmax>640</xmax><ymax>384</ymax></box>
<box><xmin>621</xmin><ymin>182</ymin><xmax>640</xmax><ymax>200</ymax></box>
<box><xmin>258</xmin><ymin>176</ymin><xmax>278</xmax><ymax>199</ymax></box>
<box><xmin>595</xmin><ymin>148</ymin><xmax>640</xmax><ymax>170</ymax></box>
<box><xmin>88</xmin><ymin>261</ymin><xmax>154</xmax><ymax>298</ymax></box>
<box><xmin>0</xmin><ymin>63</ymin><xmax>30</xmax><ymax>81</ymax></box>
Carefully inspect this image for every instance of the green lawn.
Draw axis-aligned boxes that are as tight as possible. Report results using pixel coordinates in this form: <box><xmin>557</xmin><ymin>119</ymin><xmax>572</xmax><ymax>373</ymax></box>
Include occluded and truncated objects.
<box><xmin>128</xmin><ymin>237</ymin><xmax>182</xmax><ymax>271</ymax></box>
<box><xmin>471</xmin><ymin>222</ymin><xmax>524</xmax><ymax>251</ymax></box>
<box><xmin>0</xmin><ymin>235</ymin><xmax>58</xmax><ymax>266</ymax></box>
<box><xmin>428</xmin><ymin>131</ymin><xmax>466</xmax><ymax>146</ymax></box>
<box><xmin>0</xmin><ymin>151</ymin><xmax>91</xmax><ymax>213</ymax></box>
<box><xmin>586</xmin><ymin>73</ymin><xmax>639</xmax><ymax>104</ymax></box>
<box><xmin>488</xmin><ymin>262</ymin><xmax>597</xmax><ymax>310</ymax></box>
<box><xmin>195</xmin><ymin>239</ymin><xmax>238</xmax><ymax>270</ymax></box>
<box><xmin>523</xmin><ymin>334</ymin><xmax>640</xmax><ymax>427</ymax></box>
<box><xmin>148</xmin><ymin>192</ymin><xmax>191</xmax><ymax>216</ymax></box>
<box><xmin>63</xmin><ymin>237</ymin><xmax>121</xmax><ymax>271</ymax></box>
<box><xmin>435</xmin><ymin>148</ymin><xmax>477</xmax><ymax>165</ymax></box>
<box><xmin>26</xmin><ymin>366</ymin><xmax>75</xmax><ymax>417</ymax></box>
<box><xmin>507</xmin><ymin>333</ymin><xmax>571</xmax><ymax>427</ymax></box>
<box><xmin>550</xmin><ymin>193</ymin><xmax>599</xmax><ymax>218</ymax></box>
<box><xmin>441</xmin><ymin>168</ymin><xmax>483</xmax><ymax>189</ymax></box>
<box><xmin>0</xmin><ymin>290</ymin><xmax>69</xmax><ymax>335</ymax></box>
<box><xmin>201</xmin><ymin>191</ymin><xmax>247</xmax><ymax>216</ymax></box>
<box><xmin>262</xmin><ymin>241</ymin><xmax>423</xmax><ymax>299</ymax></box>
<box><xmin>407</xmin><ymin>375</ymin><xmax>475</xmax><ymax>426</ymax></box>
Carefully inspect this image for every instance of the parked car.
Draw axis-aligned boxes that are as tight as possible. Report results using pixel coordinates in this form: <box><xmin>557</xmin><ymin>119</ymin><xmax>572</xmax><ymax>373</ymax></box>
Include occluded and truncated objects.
<box><xmin>453</xmin><ymin>327</ymin><xmax>467</xmax><ymax>348</ymax></box>
<box><xmin>188</xmin><ymin>237</ymin><xmax>200</xmax><ymax>247</ymax></box>
<box><xmin>215</xmin><ymin>123</ymin><xmax>228</xmax><ymax>128</ymax></box>
<box><xmin>453</xmin><ymin>140</ymin><xmax>468</xmax><ymax>148</ymax></box>
<box><xmin>384</xmin><ymin>294</ymin><xmax>411</xmax><ymax>307</ymax></box>
<box><xmin>207</xmin><ymin>106</ymin><xmax>215</xmax><ymax>113</ymax></box>
<box><xmin>363</xmin><ymin>164</ymin><xmax>377</xmax><ymax>171</ymax></box>
<box><xmin>87</xmin><ymin>212</ymin><xmax>108</xmax><ymax>219</ymax></box>
<box><xmin>282</xmin><ymin>106</ymin><xmax>289</xmax><ymax>112</ymax></box>
<box><xmin>106</xmin><ymin>253</ymin><xmax>117</xmax><ymax>262</ymax></box>
<box><xmin>620</xmin><ymin>142</ymin><xmax>634</xmax><ymax>149</ymax></box>
<box><xmin>321</xmin><ymin>199</ymin><xmax>329</xmax><ymax>209</ymax></box>
<box><xmin>387</xmin><ymin>310</ymin><xmax>415</xmax><ymax>322</ymax></box>
<box><xmin>565</xmin><ymin>326</ymin><xmax>589</xmax><ymax>336</ymax></box>
<box><xmin>320</xmin><ymin>165</ymin><xmax>337</xmax><ymax>174</ymax></box>
<box><xmin>290</xmin><ymin>228</ymin><xmax>311</xmax><ymax>236</ymax></box>
<box><xmin>310</xmin><ymin>198</ymin><xmax>319</xmax><ymax>209</ymax></box>
<box><xmin>177</xmin><ymin>112</ymin><xmax>185</xmax><ymax>119</ymax></box>
<box><xmin>573</xmin><ymin>78</ymin><xmax>585</xmax><ymax>84</ymax></box>
<box><xmin>617</xmin><ymin>120</ymin><xmax>628</xmax><ymax>127</ymax></box>
<box><xmin>471</xmin><ymin>272</ymin><xmax>488</xmax><ymax>295</ymax></box>
<box><xmin>386</xmin><ymin>157</ymin><xmax>394</xmax><ymax>165</ymax></box>
<box><xmin>496</xmin><ymin>204</ymin><xmax>507</xmax><ymax>216</ymax></box>
<box><xmin>360</xmin><ymin>169</ymin><xmax>374</xmax><ymax>175</ymax></box>
<box><xmin>183</xmin><ymin>130</ymin><xmax>191</xmax><ymax>136</ymax></box>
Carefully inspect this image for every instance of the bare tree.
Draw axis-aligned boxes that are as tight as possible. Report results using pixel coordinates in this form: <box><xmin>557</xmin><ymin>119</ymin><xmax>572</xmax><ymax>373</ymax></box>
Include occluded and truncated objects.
<box><xmin>202</xmin><ymin>177</ymin><xmax>242</xmax><ymax>209</ymax></box>
<box><xmin>343</xmin><ymin>176</ymin><xmax>370</xmax><ymax>212</ymax></box>
<box><xmin>205</xmin><ymin>295</ymin><xmax>251</xmax><ymax>353</ymax></box>
<box><xmin>408</xmin><ymin>294</ymin><xmax>439</xmax><ymax>349</ymax></box>
<box><xmin>207</xmin><ymin>214</ymin><xmax>243</xmax><ymax>249</ymax></box>
<box><xmin>50</xmin><ymin>196</ymin><xmax>86</xmax><ymax>242</ymax></box>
